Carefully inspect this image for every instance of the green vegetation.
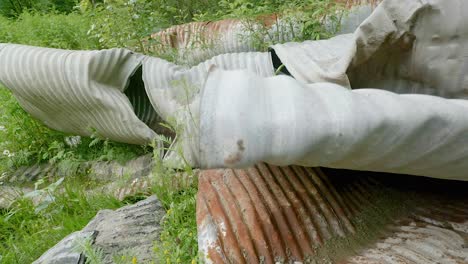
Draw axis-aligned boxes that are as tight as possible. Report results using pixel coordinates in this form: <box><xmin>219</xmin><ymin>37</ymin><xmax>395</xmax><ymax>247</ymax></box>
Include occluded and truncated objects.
<box><xmin>0</xmin><ymin>176</ymin><xmax>124</xmax><ymax>263</ymax></box>
<box><xmin>0</xmin><ymin>0</ymin><xmax>343</xmax><ymax>263</ymax></box>
<box><xmin>0</xmin><ymin>88</ymin><xmax>147</xmax><ymax>174</ymax></box>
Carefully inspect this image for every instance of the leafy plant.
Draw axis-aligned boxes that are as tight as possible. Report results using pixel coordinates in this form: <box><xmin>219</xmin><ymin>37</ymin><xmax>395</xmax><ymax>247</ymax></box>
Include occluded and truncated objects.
<box><xmin>0</xmin><ymin>88</ymin><xmax>146</xmax><ymax>173</ymax></box>
<box><xmin>150</xmin><ymin>139</ymin><xmax>198</xmax><ymax>264</ymax></box>
<box><xmin>0</xmin><ymin>177</ymin><xmax>124</xmax><ymax>263</ymax></box>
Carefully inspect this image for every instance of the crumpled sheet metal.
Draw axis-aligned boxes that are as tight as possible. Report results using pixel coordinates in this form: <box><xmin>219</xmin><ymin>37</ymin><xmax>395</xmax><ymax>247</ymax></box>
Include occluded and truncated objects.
<box><xmin>0</xmin><ymin>43</ymin><xmax>273</xmax><ymax>147</ymax></box>
<box><xmin>142</xmin><ymin>52</ymin><xmax>274</xmax><ymax>166</ymax></box>
<box><xmin>200</xmin><ymin>69</ymin><xmax>468</xmax><ymax>180</ymax></box>
<box><xmin>142</xmin><ymin>52</ymin><xmax>274</xmax><ymax>123</ymax></box>
<box><xmin>197</xmin><ymin>164</ymin><xmax>357</xmax><ymax>263</ymax></box>
<box><xmin>271</xmin><ymin>0</ymin><xmax>468</xmax><ymax>99</ymax></box>
<box><xmin>0</xmin><ymin>44</ymin><xmax>156</xmax><ymax>145</ymax></box>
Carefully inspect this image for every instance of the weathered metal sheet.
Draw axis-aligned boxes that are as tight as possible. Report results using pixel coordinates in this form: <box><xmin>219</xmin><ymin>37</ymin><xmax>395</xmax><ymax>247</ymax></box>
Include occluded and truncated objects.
<box><xmin>197</xmin><ymin>166</ymin><xmax>468</xmax><ymax>263</ymax></box>
<box><xmin>197</xmin><ymin>164</ymin><xmax>357</xmax><ymax>263</ymax></box>
<box><xmin>271</xmin><ymin>0</ymin><xmax>468</xmax><ymax>99</ymax></box>
<box><xmin>0</xmin><ymin>44</ymin><xmax>156</xmax><ymax>145</ymax></box>
<box><xmin>142</xmin><ymin>52</ymin><xmax>274</xmax><ymax>167</ymax></box>
<box><xmin>142</xmin><ymin>52</ymin><xmax>274</xmax><ymax>123</ymax></box>
<box><xmin>200</xmin><ymin>68</ymin><xmax>468</xmax><ymax>180</ymax></box>
<box><xmin>347</xmin><ymin>224</ymin><xmax>468</xmax><ymax>264</ymax></box>
<box><xmin>346</xmin><ymin>202</ymin><xmax>468</xmax><ymax>264</ymax></box>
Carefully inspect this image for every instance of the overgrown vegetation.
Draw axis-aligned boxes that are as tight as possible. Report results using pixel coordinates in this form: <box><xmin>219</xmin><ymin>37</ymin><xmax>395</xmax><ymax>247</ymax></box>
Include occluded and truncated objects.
<box><xmin>0</xmin><ymin>176</ymin><xmax>124</xmax><ymax>263</ymax></box>
<box><xmin>0</xmin><ymin>0</ymin><xmax>343</xmax><ymax>263</ymax></box>
<box><xmin>0</xmin><ymin>88</ymin><xmax>147</xmax><ymax>173</ymax></box>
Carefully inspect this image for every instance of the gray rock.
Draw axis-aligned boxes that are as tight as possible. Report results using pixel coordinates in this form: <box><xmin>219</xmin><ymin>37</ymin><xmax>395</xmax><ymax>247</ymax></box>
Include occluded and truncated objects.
<box><xmin>0</xmin><ymin>186</ymin><xmax>32</xmax><ymax>208</ymax></box>
<box><xmin>33</xmin><ymin>195</ymin><xmax>165</xmax><ymax>264</ymax></box>
<box><xmin>6</xmin><ymin>154</ymin><xmax>154</xmax><ymax>185</ymax></box>
<box><xmin>86</xmin><ymin>154</ymin><xmax>153</xmax><ymax>183</ymax></box>
<box><xmin>32</xmin><ymin>231</ymin><xmax>96</xmax><ymax>264</ymax></box>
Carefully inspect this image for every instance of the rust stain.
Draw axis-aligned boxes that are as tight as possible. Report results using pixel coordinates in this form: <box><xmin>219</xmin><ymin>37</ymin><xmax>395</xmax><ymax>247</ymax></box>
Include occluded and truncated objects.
<box><xmin>197</xmin><ymin>166</ymin><xmax>468</xmax><ymax>263</ymax></box>
<box><xmin>224</xmin><ymin>139</ymin><xmax>245</xmax><ymax>166</ymax></box>
<box><xmin>197</xmin><ymin>164</ymin><xmax>357</xmax><ymax>263</ymax></box>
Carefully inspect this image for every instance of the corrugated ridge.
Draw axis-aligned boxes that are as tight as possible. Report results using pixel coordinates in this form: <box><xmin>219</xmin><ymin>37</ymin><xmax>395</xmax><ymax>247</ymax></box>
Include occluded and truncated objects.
<box><xmin>344</xmin><ymin>175</ymin><xmax>468</xmax><ymax>264</ymax></box>
<box><xmin>0</xmin><ymin>44</ymin><xmax>156</xmax><ymax>145</ymax></box>
<box><xmin>197</xmin><ymin>163</ymin><xmax>358</xmax><ymax>263</ymax></box>
<box><xmin>142</xmin><ymin>52</ymin><xmax>274</xmax><ymax>122</ymax></box>
<box><xmin>347</xmin><ymin>212</ymin><xmax>468</xmax><ymax>264</ymax></box>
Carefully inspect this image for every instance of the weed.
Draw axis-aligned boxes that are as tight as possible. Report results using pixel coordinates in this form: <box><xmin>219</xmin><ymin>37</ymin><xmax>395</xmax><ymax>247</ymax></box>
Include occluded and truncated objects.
<box><xmin>0</xmin><ymin>177</ymin><xmax>124</xmax><ymax>263</ymax></box>
<box><xmin>150</xmin><ymin>139</ymin><xmax>198</xmax><ymax>264</ymax></box>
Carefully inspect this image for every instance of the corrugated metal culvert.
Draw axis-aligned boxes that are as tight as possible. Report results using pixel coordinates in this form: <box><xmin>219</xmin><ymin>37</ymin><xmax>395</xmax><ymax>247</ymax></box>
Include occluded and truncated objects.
<box><xmin>197</xmin><ymin>164</ymin><xmax>359</xmax><ymax>263</ymax></box>
<box><xmin>197</xmin><ymin>166</ymin><xmax>468</xmax><ymax>263</ymax></box>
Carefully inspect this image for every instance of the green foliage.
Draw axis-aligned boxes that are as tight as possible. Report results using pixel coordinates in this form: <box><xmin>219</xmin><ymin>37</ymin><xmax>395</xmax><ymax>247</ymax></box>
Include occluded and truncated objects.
<box><xmin>0</xmin><ymin>88</ymin><xmax>146</xmax><ymax>172</ymax></box>
<box><xmin>0</xmin><ymin>10</ymin><xmax>99</xmax><ymax>49</ymax></box>
<box><xmin>73</xmin><ymin>236</ymin><xmax>106</xmax><ymax>264</ymax></box>
<box><xmin>0</xmin><ymin>0</ymin><xmax>79</xmax><ymax>17</ymax></box>
<box><xmin>0</xmin><ymin>177</ymin><xmax>124</xmax><ymax>263</ymax></box>
<box><xmin>150</xmin><ymin>141</ymin><xmax>198</xmax><ymax>264</ymax></box>
<box><xmin>215</xmin><ymin>0</ymin><xmax>343</xmax><ymax>49</ymax></box>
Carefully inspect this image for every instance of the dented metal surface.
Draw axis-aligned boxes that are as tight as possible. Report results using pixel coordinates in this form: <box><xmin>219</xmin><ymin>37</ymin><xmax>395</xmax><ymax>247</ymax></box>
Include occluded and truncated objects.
<box><xmin>197</xmin><ymin>166</ymin><xmax>468</xmax><ymax>263</ymax></box>
<box><xmin>197</xmin><ymin>164</ymin><xmax>359</xmax><ymax>263</ymax></box>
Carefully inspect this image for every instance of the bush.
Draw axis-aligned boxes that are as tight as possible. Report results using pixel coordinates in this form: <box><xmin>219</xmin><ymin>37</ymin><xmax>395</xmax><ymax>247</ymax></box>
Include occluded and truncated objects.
<box><xmin>0</xmin><ymin>11</ymin><xmax>99</xmax><ymax>49</ymax></box>
<box><xmin>0</xmin><ymin>0</ymin><xmax>79</xmax><ymax>17</ymax></box>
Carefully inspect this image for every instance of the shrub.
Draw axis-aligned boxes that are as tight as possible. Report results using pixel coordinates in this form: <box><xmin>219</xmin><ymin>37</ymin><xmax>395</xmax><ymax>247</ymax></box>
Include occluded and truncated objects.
<box><xmin>0</xmin><ymin>11</ymin><xmax>99</xmax><ymax>49</ymax></box>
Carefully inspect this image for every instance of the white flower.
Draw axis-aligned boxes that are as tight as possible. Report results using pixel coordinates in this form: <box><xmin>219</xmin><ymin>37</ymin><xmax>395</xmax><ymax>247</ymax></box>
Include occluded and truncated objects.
<box><xmin>0</xmin><ymin>125</ymin><xmax>5</xmax><ymax>131</ymax></box>
<box><xmin>3</xmin><ymin>150</ymin><xmax>9</xmax><ymax>156</ymax></box>
<box><xmin>65</xmin><ymin>136</ymin><xmax>82</xmax><ymax>148</ymax></box>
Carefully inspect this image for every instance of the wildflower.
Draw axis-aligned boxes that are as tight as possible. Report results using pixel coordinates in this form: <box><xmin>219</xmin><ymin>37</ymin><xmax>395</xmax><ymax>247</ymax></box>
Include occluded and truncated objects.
<box><xmin>132</xmin><ymin>256</ymin><xmax>137</xmax><ymax>264</ymax></box>
<box><xmin>65</xmin><ymin>136</ymin><xmax>81</xmax><ymax>148</ymax></box>
<box><xmin>0</xmin><ymin>125</ymin><xmax>5</xmax><ymax>131</ymax></box>
<box><xmin>3</xmin><ymin>150</ymin><xmax>9</xmax><ymax>156</ymax></box>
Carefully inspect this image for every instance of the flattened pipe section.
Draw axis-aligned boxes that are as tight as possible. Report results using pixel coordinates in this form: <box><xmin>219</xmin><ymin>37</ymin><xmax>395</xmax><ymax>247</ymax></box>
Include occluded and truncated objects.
<box><xmin>0</xmin><ymin>44</ymin><xmax>156</xmax><ymax>145</ymax></box>
<box><xmin>197</xmin><ymin>164</ymin><xmax>358</xmax><ymax>263</ymax></box>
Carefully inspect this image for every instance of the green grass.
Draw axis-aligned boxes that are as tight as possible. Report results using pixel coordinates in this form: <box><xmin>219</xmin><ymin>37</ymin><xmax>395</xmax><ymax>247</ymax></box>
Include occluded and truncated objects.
<box><xmin>0</xmin><ymin>153</ymin><xmax>198</xmax><ymax>264</ymax></box>
<box><xmin>0</xmin><ymin>87</ymin><xmax>148</xmax><ymax>173</ymax></box>
<box><xmin>0</xmin><ymin>176</ymin><xmax>125</xmax><ymax>263</ymax></box>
